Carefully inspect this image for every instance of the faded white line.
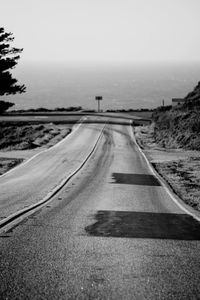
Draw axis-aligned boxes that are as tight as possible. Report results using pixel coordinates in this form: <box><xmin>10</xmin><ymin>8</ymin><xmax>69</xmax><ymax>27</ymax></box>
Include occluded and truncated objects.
<box><xmin>0</xmin><ymin>116</ymin><xmax>86</xmax><ymax>179</ymax></box>
<box><xmin>129</xmin><ymin>121</ymin><xmax>200</xmax><ymax>222</ymax></box>
<box><xmin>0</xmin><ymin>121</ymin><xmax>106</xmax><ymax>233</ymax></box>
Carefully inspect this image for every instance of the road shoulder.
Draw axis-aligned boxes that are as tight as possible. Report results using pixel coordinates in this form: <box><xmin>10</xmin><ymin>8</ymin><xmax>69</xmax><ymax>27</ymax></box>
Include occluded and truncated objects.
<box><xmin>0</xmin><ymin>123</ymin><xmax>71</xmax><ymax>175</ymax></box>
<box><xmin>134</xmin><ymin>124</ymin><xmax>200</xmax><ymax>213</ymax></box>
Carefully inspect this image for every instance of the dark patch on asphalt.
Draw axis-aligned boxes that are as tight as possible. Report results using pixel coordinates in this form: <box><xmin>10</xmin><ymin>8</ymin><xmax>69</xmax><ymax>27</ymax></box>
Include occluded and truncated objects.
<box><xmin>111</xmin><ymin>173</ymin><xmax>161</xmax><ymax>186</ymax></box>
<box><xmin>85</xmin><ymin>210</ymin><xmax>200</xmax><ymax>240</ymax></box>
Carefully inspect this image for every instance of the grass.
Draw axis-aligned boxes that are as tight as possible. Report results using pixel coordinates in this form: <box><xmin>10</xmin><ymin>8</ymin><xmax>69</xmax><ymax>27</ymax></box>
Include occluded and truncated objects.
<box><xmin>154</xmin><ymin>158</ymin><xmax>200</xmax><ymax>210</ymax></box>
<box><xmin>0</xmin><ymin>122</ymin><xmax>72</xmax><ymax>175</ymax></box>
<box><xmin>0</xmin><ymin>123</ymin><xmax>71</xmax><ymax>150</ymax></box>
<box><xmin>153</xmin><ymin>109</ymin><xmax>200</xmax><ymax>150</ymax></box>
<box><xmin>135</xmin><ymin>125</ymin><xmax>200</xmax><ymax>212</ymax></box>
<box><xmin>152</xmin><ymin>79</ymin><xmax>200</xmax><ymax>151</ymax></box>
<box><xmin>0</xmin><ymin>157</ymin><xmax>24</xmax><ymax>175</ymax></box>
<box><xmin>125</xmin><ymin>111</ymin><xmax>153</xmax><ymax>119</ymax></box>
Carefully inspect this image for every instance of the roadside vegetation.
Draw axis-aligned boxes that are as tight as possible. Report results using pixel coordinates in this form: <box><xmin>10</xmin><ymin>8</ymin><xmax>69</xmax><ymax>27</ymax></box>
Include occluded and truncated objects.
<box><xmin>0</xmin><ymin>123</ymin><xmax>71</xmax><ymax>175</ymax></box>
<box><xmin>135</xmin><ymin>81</ymin><xmax>200</xmax><ymax>212</ymax></box>
<box><xmin>9</xmin><ymin>106</ymin><xmax>83</xmax><ymax>113</ymax></box>
<box><xmin>155</xmin><ymin>158</ymin><xmax>200</xmax><ymax>210</ymax></box>
<box><xmin>0</xmin><ymin>100</ymin><xmax>15</xmax><ymax>114</ymax></box>
<box><xmin>152</xmin><ymin>82</ymin><xmax>200</xmax><ymax>151</ymax></box>
<box><xmin>0</xmin><ymin>122</ymin><xmax>71</xmax><ymax>150</ymax></box>
<box><xmin>135</xmin><ymin>124</ymin><xmax>200</xmax><ymax>212</ymax></box>
<box><xmin>0</xmin><ymin>27</ymin><xmax>26</xmax><ymax>114</ymax></box>
<box><xmin>0</xmin><ymin>157</ymin><xmax>23</xmax><ymax>175</ymax></box>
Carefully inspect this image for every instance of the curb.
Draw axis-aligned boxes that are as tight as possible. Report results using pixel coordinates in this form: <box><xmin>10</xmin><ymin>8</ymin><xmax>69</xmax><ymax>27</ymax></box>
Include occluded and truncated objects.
<box><xmin>130</xmin><ymin>122</ymin><xmax>200</xmax><ymax>222</ymax></box>
<box><xmin>0</xmin><ymin>122</ymin><xmax>107</xmax><ymax>233</ymax></box>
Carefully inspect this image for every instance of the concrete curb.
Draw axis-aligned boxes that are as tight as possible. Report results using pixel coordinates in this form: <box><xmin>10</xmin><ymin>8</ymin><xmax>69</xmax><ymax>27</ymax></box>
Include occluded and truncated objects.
<box><xmin>130</xmin><ymin>122</ymin><xmax>200</xmax><ymax>222</ymax></box>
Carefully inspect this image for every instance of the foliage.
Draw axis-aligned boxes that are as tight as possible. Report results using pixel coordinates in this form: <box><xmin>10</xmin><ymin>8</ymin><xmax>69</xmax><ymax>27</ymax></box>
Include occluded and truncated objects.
<box><xmin>152</xmin><ymin>82</ymin><xmax>200</xmax><ymax>150</ymax></box>
<box><xmin>0</xmin><ymin>27</ymin><xmax>26</xmax><ymax>96</ymax></box>
<box><xmin>11</xmin><ymin>106</ymin><xmax>83</xmax><ymax>113</ymax></box>
<box><xmin>153</xmin><ymin>105</ymin><xmax>172</xmax><ymax>113</ymax></box>
<box><xmin>0</xmin><ymin>100</ymin><xmax>14</xmax><ymax>114</ymax></box>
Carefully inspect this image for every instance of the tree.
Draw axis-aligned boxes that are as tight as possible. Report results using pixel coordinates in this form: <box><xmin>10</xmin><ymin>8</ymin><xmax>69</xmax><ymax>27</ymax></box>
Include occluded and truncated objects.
<box><xmin>0</xmin><ymin>27</ymin><xmax>26</xmax><ymax>112</ymax></box>
<box><xmin>0</xmin><ymin>100</ymin><xmax>14</xmax><ymax>114</ymax></box>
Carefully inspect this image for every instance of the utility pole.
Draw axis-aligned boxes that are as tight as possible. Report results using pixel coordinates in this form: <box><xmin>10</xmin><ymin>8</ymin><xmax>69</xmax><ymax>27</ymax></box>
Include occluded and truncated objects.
<box><xmin>95</xmin><ymin>96</ymin><xmax>103</xmax><ymax>112</ymax></box>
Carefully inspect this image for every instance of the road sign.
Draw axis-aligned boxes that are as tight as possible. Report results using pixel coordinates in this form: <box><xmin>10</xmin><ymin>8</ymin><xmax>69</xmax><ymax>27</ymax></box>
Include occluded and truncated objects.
<box><xmin>95</xmin><ymin>96</ymin><xmax>103</xmax><ymax>101</ymax></box>
<box><xmin>95</xmin><ymin>96</ymin><xmax>103</xmax><ymax>112</ymax></box>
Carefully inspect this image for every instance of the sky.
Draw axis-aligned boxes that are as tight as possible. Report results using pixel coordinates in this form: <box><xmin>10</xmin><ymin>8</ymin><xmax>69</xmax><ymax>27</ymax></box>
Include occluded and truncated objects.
<box><xmin>1</xmin><ymin>0</ymin><xmax>200</xmax><ymax>63</ymax></box>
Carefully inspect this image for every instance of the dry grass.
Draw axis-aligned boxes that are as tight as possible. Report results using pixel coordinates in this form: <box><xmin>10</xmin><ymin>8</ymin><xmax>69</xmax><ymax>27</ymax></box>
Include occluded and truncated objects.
<box><xmin>154</xmin><ymin>158</ymin><xmax>200</xmax><ymax>211</ymax></box>
<box><xmin>126</xmin><ymin>111</ymin><xmax>153</xmax><ymax>119</ymax></box>
<box><xmin>0</xmin><ymin>157</ymin><xmax>24</xmax><ymax>175</ymax></box>
<box><xmin>134</xmin><ymin>124</ymin><xmax>159</xmax><ymax>150</ymax></box>
<box><xmin>0</xmin><ymin>123</ymin><xmax>71</xmax><ymax>175</ymax></box>
<box><xmin>0</xmin><ymin>123</ymin><xmax>71</xmax><ymax>150</ymax></box>
<box><xmin>153</xmin><ymin>110</ymin><xmax>200</xmax><ymax>150</ymax></box>
<box><xmin>135</xmin><ymin>125</ymin><xmax>200</xmax><ymax>212</ymax></box>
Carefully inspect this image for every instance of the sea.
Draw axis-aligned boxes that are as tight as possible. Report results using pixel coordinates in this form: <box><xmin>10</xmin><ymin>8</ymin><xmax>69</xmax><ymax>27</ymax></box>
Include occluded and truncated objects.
<box><xmin>5</xmin><ymin>61</ymin><xmax>200</xmax><ymax>111</ymax></box>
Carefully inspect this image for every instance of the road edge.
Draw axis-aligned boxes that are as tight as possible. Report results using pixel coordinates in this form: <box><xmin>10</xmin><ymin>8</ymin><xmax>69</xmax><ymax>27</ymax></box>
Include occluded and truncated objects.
<box><xmin>130</xmin><ymin>122</ymin><xmax>200</xmax><ymax>222</ymax></box>
<box><xmin>0</xmin><ymin>117</ymin><xmax>86</xmax><ymax>179</ymax></box>
<box><xmin>0</xmin><ymin>122</ymin><xmax>107</xmax><ymax>234</ymax></box>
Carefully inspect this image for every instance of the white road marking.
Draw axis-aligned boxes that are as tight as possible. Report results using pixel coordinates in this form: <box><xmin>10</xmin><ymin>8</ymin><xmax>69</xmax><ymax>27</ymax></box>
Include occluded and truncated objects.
<box><xmin>129</xmin><ymin>121</ymin><xmax>200</xmax><ymax>222</ymax></box>
<box><xmin>0</xmin><ymin>117</ymin><xmax>86</xmax><ymax>178</ymax></box>
<box><xmin>0</xmin><ymin>120</ymin><xmax>106</xmax><ymax>233</ymax></box>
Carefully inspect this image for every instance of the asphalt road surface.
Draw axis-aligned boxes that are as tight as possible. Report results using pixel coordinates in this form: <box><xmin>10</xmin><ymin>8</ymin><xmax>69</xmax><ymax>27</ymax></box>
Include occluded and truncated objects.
<box><xmin>0</xmin><ymin>119</ymin><xmax>105</xmax><ymax>219</ymax></box>
<box><xmin>0</xmin><ymin>120</ymin><xmax>200</xmax><ymax>299</ymax></box>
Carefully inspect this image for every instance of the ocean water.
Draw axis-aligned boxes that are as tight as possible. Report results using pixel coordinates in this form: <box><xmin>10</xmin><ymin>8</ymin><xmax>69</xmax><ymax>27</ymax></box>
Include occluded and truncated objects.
<box><xmin>5</xmin><ymin>61</ymin><xmax>200</xmax><ymax>111</ymax></box>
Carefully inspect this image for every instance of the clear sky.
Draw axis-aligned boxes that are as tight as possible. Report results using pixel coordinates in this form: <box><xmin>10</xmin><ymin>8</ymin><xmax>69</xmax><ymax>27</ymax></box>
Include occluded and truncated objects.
<box><xmin>1</xmin><ymin>0</ymin><xmax>200</xmax><ymax>63</ymax></box>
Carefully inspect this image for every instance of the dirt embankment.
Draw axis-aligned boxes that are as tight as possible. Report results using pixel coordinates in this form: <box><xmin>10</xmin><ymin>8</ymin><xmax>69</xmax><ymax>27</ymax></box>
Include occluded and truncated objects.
<box><xmin>0</xmin><ymin>122</ymin><xmax>71</xmax><ymax>150</ymax></box>
<box><xmin>135</xmin><ymin>125</ymin><xmax>200</xmax><ymax>212</ymax></box>
<box><xmin>152</xmin><ymin>81</ymin><xmax>200</xmax><ymax>151</ymax></box>
<box><xmin>138</xmin><ymin>81</ymin><xmax>200</xmax><ymax>212</ymax></box>
<box><xmin>0</xmin><ymin>123</ymin><xmax>71</xmax><ymax>175</ymax></box>
<box><xmin>153</xmin><ymin>110</ymin><xmax>200</xmax><ymax>150</ymax></box>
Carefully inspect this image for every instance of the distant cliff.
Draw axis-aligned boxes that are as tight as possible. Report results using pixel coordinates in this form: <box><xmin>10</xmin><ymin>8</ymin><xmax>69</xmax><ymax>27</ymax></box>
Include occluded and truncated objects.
<box><xmin>152</xmin><ymin>82</ymin><xmax>200</xmax><ymax>150</ymax></box>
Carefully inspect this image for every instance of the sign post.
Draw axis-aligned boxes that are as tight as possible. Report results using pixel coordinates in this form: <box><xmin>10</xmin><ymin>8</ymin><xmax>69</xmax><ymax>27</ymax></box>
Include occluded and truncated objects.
<box><xmin>95</xmin><ymin>96</ymin><xmax>103</xmax><ymax>112</ymax></box>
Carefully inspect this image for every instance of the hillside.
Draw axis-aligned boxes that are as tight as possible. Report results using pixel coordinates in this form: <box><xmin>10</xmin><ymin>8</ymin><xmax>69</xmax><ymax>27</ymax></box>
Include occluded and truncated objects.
<box><xmin>153</xmin><ymin>82</ymin><xmax>200</xmax><ymax>150</ymax></box>
<box><xmin>184</xmin><ymin>81</ymin><xmax>200</xmax><ymax>109</ymax></box>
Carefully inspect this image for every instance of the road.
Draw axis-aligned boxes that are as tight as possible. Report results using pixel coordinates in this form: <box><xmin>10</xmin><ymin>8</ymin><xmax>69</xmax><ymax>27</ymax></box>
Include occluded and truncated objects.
<box><xmin>0</xmin><ymin>120</ymin><xmax>200</xmax><ymax>299</ymax></box>
<box><xmin>0</xmin><ymin>119</ymin><xmax>105</xmax><ymax>219</ymax></box>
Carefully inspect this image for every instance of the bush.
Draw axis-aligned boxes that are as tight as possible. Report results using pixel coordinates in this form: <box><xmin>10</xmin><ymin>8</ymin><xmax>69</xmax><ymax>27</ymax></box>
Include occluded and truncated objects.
<box><xmin>0</xmin><ymin>101</ymin><xmax>15</xmax><ymax>114</ymax></box>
